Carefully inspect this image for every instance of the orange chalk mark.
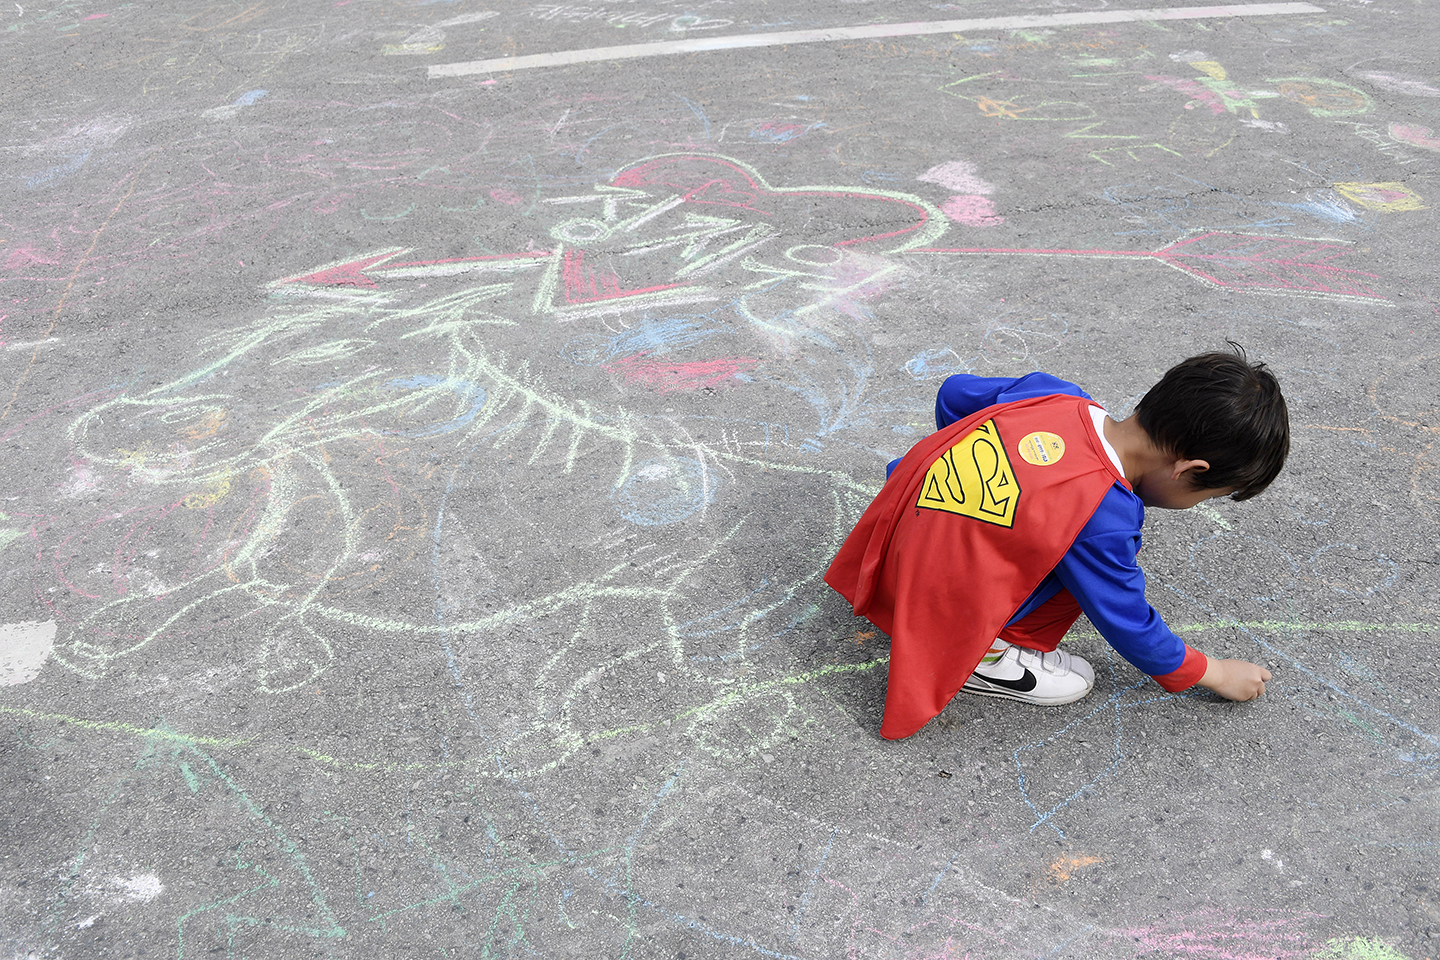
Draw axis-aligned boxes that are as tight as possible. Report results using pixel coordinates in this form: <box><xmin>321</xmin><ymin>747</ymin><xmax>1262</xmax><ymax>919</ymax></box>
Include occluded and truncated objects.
<box><xmin>1048</xmin><ymin>853</ymin><xmax>1103</xmax><ymax>882</ymax></box>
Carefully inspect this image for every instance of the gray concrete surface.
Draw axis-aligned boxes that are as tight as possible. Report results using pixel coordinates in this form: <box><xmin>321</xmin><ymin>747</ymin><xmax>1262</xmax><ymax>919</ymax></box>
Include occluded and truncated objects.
<box><xmin>1</xmin><ymin>1</ymin><xmax>1437</xmax><ymax>957</ymax></box>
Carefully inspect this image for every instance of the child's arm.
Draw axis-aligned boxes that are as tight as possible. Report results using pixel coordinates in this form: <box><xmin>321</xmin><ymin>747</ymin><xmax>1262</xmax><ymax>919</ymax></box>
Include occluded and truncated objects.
<box><xmin>1055</xmin><ymin>498</ymin><xmax>1273</xmax><ymax>701</ymax></box>
<box><xmin>1195</xmin><ymin>658</ymin><xmax>1271</xmax><ymax>701</ymax></box>
<box><xmin>934</xmin><ymin>372</ymin><xmax>1088</xmax><ymax>428</ymax></box>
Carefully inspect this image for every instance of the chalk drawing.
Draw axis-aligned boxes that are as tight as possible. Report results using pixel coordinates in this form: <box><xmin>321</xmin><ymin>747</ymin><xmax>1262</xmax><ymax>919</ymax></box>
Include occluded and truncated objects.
<box><xmin>940</xmin><ymin>195</ymin><xmax>1004</xmax><ymax>227</ymax></box>
<box><xmin>1147</xmin><ymin>58</ymin><xmax>1277</xmax><ymax>118</ymax></box>
<box><xmin>917</xmin><ymin>161</ymin><xmax>995</xmax><ymax>196</ymax></box>
<box><xmin>383</xmin><ymin>10</ymin><xmax>499</xmax><ymax>55</ymax></box>
<box><xmin>1351</xmin><ymin>69</ymin><xmax>1440</xmax><ymax>98</ymax></box>
<box><xmin>3</xmin><ymin>50</ymin><xmax>1432</xmax><ymax>959</ymax></box>
<box><xmin>1271</xmin><ymin>77</ymin><xmax>1374</xmax><ymax>117</ymax></box>
<box><xmin>1100</xmin><ymin>177</ymin><xmax>1369</xmax><ymax>236</ymax></box>
<box><xmin>1332</xmin><ymin>181</ymin><xmax>1426</xmax><ymax>212</ymax></box>
<box><xmin>911</xmin><ymin>232</ymin><xmax>1388</xmax><ymax>302</ymax></box>
<box><xmin>1387</xmin><ymin>123</ymin><xmax>1440</xmax><ymax>153</ymax></box>
<box><xmin>1315</xmin><ymin>938</ymin><xmax>1415</xmax><ymax>960</ymax></box>
<box><xmin>605</xmin><ymin>353</ymin><xmax>759</xmax><ymax>393</ymax></box>
<box><xmin>200</xmin><ymin>89</ymin><xmax>268</xmax><ymax>120</ymax></box>
<box><xmin>613</xmin><ymin>457</ymin><xmax>716</xmax><ymax>526</ymax></box>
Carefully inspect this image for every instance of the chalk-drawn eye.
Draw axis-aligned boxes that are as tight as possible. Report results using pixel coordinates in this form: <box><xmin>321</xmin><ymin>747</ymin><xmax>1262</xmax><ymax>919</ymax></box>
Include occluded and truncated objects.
<box><xmin>551</xmin><ymin>219</ymin><xmax>612</xmax><ymax>244</ymax></box>
<box><xmin>274</xmin><ymin>339</ymin><xmax>376</xmax><ymax>366</ymax></box>
<box><xmin>613</xmin><ymin>458</ymin><xmax>716</xmax><ymax>526</ymax></box>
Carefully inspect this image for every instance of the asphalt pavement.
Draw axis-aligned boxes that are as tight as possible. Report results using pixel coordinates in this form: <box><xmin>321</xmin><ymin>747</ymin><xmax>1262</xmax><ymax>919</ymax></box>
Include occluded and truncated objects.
<box><xmin>1</xmin><ymin>1</ymin><xmax>1437</xmax><ymax>957</ymax></box>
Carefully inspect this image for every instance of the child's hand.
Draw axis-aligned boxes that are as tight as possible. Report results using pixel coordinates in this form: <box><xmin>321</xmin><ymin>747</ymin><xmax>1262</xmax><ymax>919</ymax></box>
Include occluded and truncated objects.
<box><xmin>1197</xmin><ymin>658</ymin><xmax>1271</xmax><ymax>701</ymax></box>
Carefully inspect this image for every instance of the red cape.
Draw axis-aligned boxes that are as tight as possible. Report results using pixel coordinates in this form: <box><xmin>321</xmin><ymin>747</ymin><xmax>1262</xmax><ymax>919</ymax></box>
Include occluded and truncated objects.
<box><xmin>824</xmin><ymin>394</ymin><xmax>1125</xmax><ymax>739</ymax></box>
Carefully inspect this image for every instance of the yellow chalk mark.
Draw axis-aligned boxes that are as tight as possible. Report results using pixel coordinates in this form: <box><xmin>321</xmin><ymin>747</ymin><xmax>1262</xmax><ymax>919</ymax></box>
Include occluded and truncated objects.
<box><xmin>1333</xmin><ymin>181</ymin><xmax>1426</xmax><ymax>212</ymax></box>
<box><xmin>0</xmin><ymin>705</ymin><xmax>254</xmax><ymax>749</ymax></box>
<box><xmin>1189</xmin><ymin>60</ymin><xmax>1227</xmax><ymax>80</ymax></box>
<box><xmin>6</xmin><ymin>656</ymin><xmax>891</xmax><ymax>779</ymax></box>
<box><xmin>183</xmin><ymin>471</ymin><xmax>232</xmax><ymax>509</ymax></box>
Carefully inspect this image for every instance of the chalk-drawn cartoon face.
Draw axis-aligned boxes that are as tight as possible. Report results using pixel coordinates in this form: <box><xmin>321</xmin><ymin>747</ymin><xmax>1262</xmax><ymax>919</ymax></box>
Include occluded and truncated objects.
<box><xmin>33</xmin><ymin>153</ymin><xmax>950</xmax><ymax>772</ymax></box>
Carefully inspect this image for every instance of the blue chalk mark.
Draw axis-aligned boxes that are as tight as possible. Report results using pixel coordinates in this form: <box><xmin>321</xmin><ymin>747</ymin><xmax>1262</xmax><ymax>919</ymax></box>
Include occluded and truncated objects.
<box><xmin>905</xmin><ymin>347</ymin><xmax>969</xmax><ymax>380</ymax></box>
<box><xmin>1163</xmin><ymin>582</ymin><xmax>1440</xmax><ymax>750</ymax></box>
<box><xmin>613</xmin><ymin>457</ymin><xmax>716</xmax><ymax>526</ymax></box>
<box><xmin>381</xmin><ymin>374</ymin><xmax>487</xmax><ymax>437</ymax></box>
<box><xmin>234</xmin><ymin>89</ymin><xmax>268</xmax><ymax>106</ymax></box>
<box><xmin>562</xmin><ymin>314</ymin><xmax>726</xmax><ymax>366</ymax></box>
<box><xmin>585</xmin><ymin>857</ymin><xmax>804</xmax><ymax>960</ymax></box>
<box><xmin>1013</xmin><ymin>672</ymin><xmax>1163</xmax><ymax>838</ymax></box>
<box><xmin>1275</xmin><ymin>191</ymin><xmax>1364</xmax><ymax>226</ymax></box>
<box><xmin>25</xmin><ymin>150</ymin><xmax>90</xmax><ymax>189</ymax></box>
<box><xmin>676</xmin><ymin>94</ymin><xmax>711</xmax><ymax>139</ymax></box>
<box><xmin>787</xmin><ymin>829</ymin><xmax>835</xmax><ymax>943</ymax></box>
<box><xmin>680</xmin><ymin>581</ymin><xmax>774</xmax><ymax>644</ymax></box>
<box><xmin>749</xmin><ymin>121</ymin><xmax>824</xmax><ymax>143</ymax></box>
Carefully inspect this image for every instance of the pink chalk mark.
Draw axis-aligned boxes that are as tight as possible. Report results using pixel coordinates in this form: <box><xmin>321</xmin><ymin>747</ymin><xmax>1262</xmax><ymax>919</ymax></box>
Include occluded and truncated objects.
<box><xmin>913</xmin><ymin>232</ymin><xmax>1385</xmax><ymax>299</ymax></box>
<box><xmin>84</xmin><ymin>12</ymin><xmax>109</xmax><ymax>19</ymax></box>
<box><xmin>940</xmin><ymin>194</ymin><xmax>1004</xmax><ymax>226</ymax></box>
<box><xmin>1117</xmin><ymin>909</ymin><xmax>1325</xmax><ymax>960</ymax></box>
<box><xmin>1389</xmin><ymin>122</ymin><xmax>1440</xmax><ymax>152</ymax></box>
<box><xmin>489</xmin><ymin>187</ymin><xmax>523</xmax><ymax>205</ymax></box>
<box><xmin>561</xmin><ymin>249</ymin><xmax>682</xmax><ymax>304</ymax></box>
<box><xmin>6</xmin><ymin>248</ymin><xmax>63</xmax><ymax>270</ymax></box>
<box><xmin>283</xmin><ymin>251</ymin><xmax>400</xmax><ymax>288</ymax></box>
<box><xmin>607</xmin><ymin>353</ymin><xmax>758</xmax><ymax>394</ymax></box>
<box><xmin>613</xmin><ymin>156</ymin><xmax>932</xmax><ymax>249</ymax></box>
<box><xmin>1147</xmin><ymin>74</ymin><xmax>1230</xmax><ymax>115</ymax></box>
<box><xmin>917</xmin><ymin>160</ymin><xmax>994</xmax><ymax>195</ymax></box>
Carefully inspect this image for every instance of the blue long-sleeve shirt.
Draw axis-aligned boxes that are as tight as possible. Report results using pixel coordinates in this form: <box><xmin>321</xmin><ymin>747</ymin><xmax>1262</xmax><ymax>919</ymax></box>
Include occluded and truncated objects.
<box><xmin>915</xmin><ymin>372</ymin><xmax>1195</xmax><ymax>682</ymax></box>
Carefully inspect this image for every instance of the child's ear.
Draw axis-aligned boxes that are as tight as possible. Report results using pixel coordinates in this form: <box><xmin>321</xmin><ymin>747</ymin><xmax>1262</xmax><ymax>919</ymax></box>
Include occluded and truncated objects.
<box><xmin>1171</xmin><ymin>458</ymin><xmax>1211</xmax><ymax>481</ymax></box>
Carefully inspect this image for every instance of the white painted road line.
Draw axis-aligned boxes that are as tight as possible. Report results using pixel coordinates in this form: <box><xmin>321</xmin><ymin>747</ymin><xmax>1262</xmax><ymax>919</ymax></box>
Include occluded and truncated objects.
<box><xmin>430</xmin><ymin>3</ymin><xmax>1325</xmax><ymax>78</ymax></box>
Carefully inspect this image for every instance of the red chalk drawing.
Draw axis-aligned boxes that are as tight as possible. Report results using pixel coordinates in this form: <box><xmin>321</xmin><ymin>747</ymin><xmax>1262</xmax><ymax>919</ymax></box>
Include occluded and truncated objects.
<box><xmin>561</xmin><ymin>249</ymin><xmax>684</xmax><ymax>304</ymax></box>
<box><xmin>276</xmin><ymin>155</ymin><xmax>947</xmax><ymax>327</ymax></box>
<box><xmin>1389</xmin><ymin>122</ymin><xmax>1440</xmax><ymax>153</ymax></box>
<box><xmin>912</xmin><ymin>231</ymin><xmax>1386</xmax><ymax>302</ymax></box>
<box><xmin>610</xmin><ymin>155</ymin><xmax>938</xmax><ymax>249</ymax></box>
<box><xmin>940</xmin><ymin>195</ymin><xmax>1004</xmax><ymax>226</ymax></box>
<box><xmin>606</xmin><ymin>353</ymin><xmax>757</xmax><ymax>394</ymax></box>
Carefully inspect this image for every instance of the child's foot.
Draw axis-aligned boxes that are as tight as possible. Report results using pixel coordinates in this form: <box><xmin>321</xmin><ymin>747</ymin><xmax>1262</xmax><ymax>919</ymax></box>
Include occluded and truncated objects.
<box><xmin>961</xmin><ymin>639</ymin><xmax>1095</xmax><ymax>705</ymax></box>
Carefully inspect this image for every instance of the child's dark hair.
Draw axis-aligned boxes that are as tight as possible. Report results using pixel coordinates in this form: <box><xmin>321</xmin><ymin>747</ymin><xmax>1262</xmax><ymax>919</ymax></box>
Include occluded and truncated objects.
<box><xmin>1135</xmin><ymin>344</ymin><xmax>1289</xmax><ymax>501</ymax></box>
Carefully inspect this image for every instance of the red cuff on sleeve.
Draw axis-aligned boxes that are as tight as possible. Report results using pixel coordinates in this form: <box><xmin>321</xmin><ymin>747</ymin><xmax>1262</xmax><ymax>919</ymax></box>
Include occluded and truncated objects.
<box><xmin>1152</xmin><ymin>645</ymin><xmax>1208</xmax><ymax>692</ymax></box>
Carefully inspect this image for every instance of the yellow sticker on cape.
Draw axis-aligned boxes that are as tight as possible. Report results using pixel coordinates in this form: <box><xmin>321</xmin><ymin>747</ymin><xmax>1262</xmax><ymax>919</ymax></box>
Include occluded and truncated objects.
<box><xmin>1018</xmin><ymin>431</ymin><xmax>1066</xmax><ymax>466</ymax></box>
<box><xmin>916</xmin><ymin>419</ymin><xmax>1020</xmax><ymax>527</ymax></box>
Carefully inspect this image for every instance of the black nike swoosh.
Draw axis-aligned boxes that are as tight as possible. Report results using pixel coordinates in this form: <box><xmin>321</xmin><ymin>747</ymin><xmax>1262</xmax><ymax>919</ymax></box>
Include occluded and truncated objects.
<box><xmin>975</xmin><ymin>669</ymin><xmax>1037</xmax><ymax>693</ymax></box>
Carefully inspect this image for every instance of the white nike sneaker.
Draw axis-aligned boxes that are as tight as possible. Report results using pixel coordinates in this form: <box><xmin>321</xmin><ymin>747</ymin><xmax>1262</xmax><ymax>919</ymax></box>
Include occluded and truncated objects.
<box><xmin>961</xmin><ymin>639</ymin><xmax>1095</xmax><ymax>705</ymax></box>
